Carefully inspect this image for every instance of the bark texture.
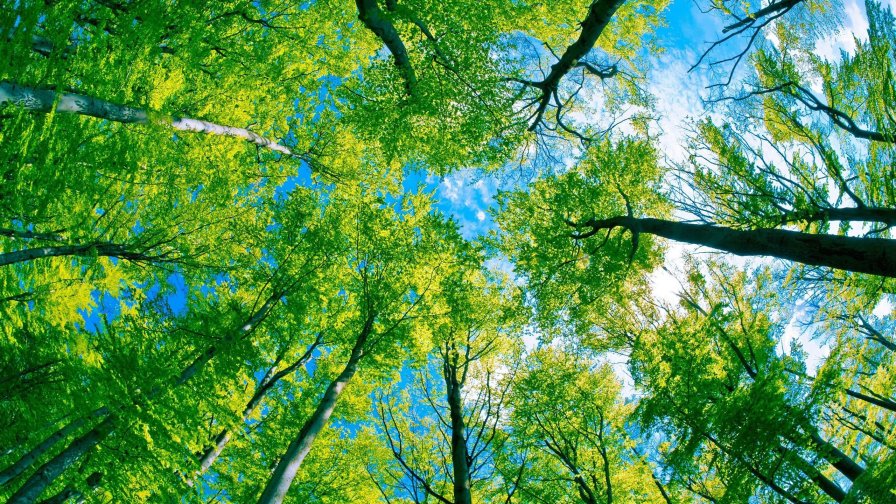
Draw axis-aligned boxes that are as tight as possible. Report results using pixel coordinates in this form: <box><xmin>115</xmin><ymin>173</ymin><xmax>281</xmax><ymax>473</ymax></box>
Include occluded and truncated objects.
<box><xmin>256</xmin><ymin>316</ymin><xmax>373</xmax><ymax>504</ymax></box>
<box><xmin>572</xmin><ymin>216</ymin><xmax>896</xmax><ymax>277</ymax></box>
<box><xmin>808</xmin><ymin>431</ymin><xmax>864</xmax><ymax>482</ymax></box>
<box><xmin>355</xmin><ymin>0</ymin><xmax>417</xmax><ymax>96</ymax></box>
<box><xmin>0</xmin><ymin>408</ymin><xmax>106</xmax><ymax>487</ymax></box>
<box><xmin>521</xmin><ymin>0</ymin><xmax>625</xmax><ymax>129</ymax></box>
<box><xmin>193</xmin><ymin>337</ymin><xmax>319</xmax><ymax>478</ymax></box>
<box><xmin>445</xmin><ymin>365</ymin><xmax>472</xmax><ymax>504</ymax></box>
<box><xmin>0</xmin><ymin>242</ymin><xmax>172</xmax><ymax>267</ymax></box>
<box><xmin>7</xmin><ymin>415</ymin><xmax>116</xmax><ymax>504</ymax></box>
<box><xmin>0</xmin><ymin>81</ymin><xmax>294</xmax><ymax>156</ymax></box>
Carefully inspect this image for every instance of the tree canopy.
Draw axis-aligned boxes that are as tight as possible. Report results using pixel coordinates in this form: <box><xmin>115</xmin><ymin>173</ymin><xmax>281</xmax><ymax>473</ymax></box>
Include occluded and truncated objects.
<box><xmin>1</xmin><ymin>0</ymin><xmax>894</xmax><ymax>503</ymax></box>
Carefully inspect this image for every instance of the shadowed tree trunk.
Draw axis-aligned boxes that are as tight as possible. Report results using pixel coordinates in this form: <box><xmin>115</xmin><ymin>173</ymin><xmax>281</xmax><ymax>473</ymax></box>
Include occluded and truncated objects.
<box><xmin>0</xmin><ymin>408</ymin><xmax>106</xmax><ymax>487</ymax></box>
<box><xmin>807</xmin><ymin>431</ymin><xmax>864</xmax><ymax>482</ymax></box>
<box><xmin>571</xmin><ymin>216</ymin><xmax>896</xmax><ymax>277</ymax></box>
<box><xmin>515</xmin><ymin>0</ymin><xmax>625</xmax><ymax>129</ymax></box>
<box><xmin>192</xmin><ymin>336</ymin><xmax>321</xmax><ymax>479</ymax></box>
<box><xmin>355</xmin><ymin>0</ymin><xmax>417</xmax><ymax>97</ymax></box>
<box><xmin>0</xmin><ymin>242</ymin><xmax>177</xmax><ymax>267</ymax></box>
<box><xmin>444</xmin><ymin>352</ymin><xmax>472</xmax><ymax>504</ymax></box>
<box><xmin>7</xmin><ymin>416</ymin><xmax>116</xmax><ymax>504</ymax></box>
<box><xmin>783</xmin><ymin>447</ymin><xmax>845</xmax><ymax>503</ymax></box>
<box><xmin>5</xmin><ymin>293</ymin><xmax>284</xmax><ymax>503</ymax></box>
<box><xmin>36</xmin><ymin>470</ymin><xmax>101</xmax><ymax>504</ymax></box>
<box><xmin>846</xmin><ymin>389</ymin><xmax>896</xmax><ymax>413</ymax></box>
<box><xmin>256</xmin><ymin>314</ymin><xmax>374</xmax><ymax>504</ymax></box>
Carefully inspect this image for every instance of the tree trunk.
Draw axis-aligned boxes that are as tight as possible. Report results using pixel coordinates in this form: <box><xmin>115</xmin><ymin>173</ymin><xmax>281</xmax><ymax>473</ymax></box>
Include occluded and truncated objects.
<box><xmin>807</xmin><ymin>431</ymin><xmax>864</xmax><ymax>482</ymax></box>
<box><xmin>193</xmin><ymin>338</ymin><xmax>319</xmax><ymax>478</ymax></box>
<box><xmin>7</xmin><ymin>415</ymin><xmax>116</xmax><ymax>504</ymax></box>
<box><xmin>36</xmin><ymin>471</ymin><xmax>101</xmax><ymax>504</ymax></box>
<box><xmin>0</xmin><ymin>242</ymin><xmax>165</xmax><ymax>267</ymax></box>
<box><xmin>173</xmin><ymin>293</ymin><xmax>281</xmax><ymax>389</ymax></box>
<box><xmin>256</xmin><ymin>316</ymin><xmax>373</xmax><ymax>504</ymax></box>
<box><xmin>0</xmin><ymin>81</ymin><xmax>295</xmax><ymax>157</ymax></box>
<box><xmin>0</xmin><ymin>408</ymin><xmax>106</xmax><ymax>487</ymax></box>
<box><xmin>522</xmin><ymin>0</ymin><xmax>625</xmax><ymax>130</ymax></box>
<box><xmin>445</xmin><ymin>367</ymin><xmax>472</xmax><ymax>504</ymax></box>
<box><xmin>786</xmin><ymin>448</ymin><xmax>846</xmax><ymax>502</ymax></box>
<box><xmin>652</xmin><ymin>476</ymin><xmax>674</xmax><ymax>504</ymax></box>
<box><xmin>802</xmin><ymin>465</ymin><xmax>846</xmax><ymax>503</ymax></box>
<box><xmin>811</xmin><ymin>207</ymin><xmax>896</xmax><ymax>227</ymax></box>
<box><xmin>846</xmin><ymin>389</ymin><xmax>896</xmax><ymax>413</ymax></box>
<box><xmin>573</xmin><ymin>216</ymin><xmax>896</xmax><ymax>277</ymax></box>
<box><xmin>5</xmin><ymin>296</ymin><xmax>283</xmax><ymax>502</ymax></box>
<box><xmin>355</xmin><ymin>0</ymin><xmax>417</xmax><ymax>97</ymax></box>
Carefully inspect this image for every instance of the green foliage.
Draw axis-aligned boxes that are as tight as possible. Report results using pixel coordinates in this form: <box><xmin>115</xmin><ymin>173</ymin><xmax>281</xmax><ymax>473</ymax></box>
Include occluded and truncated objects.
<box><xmin>2</xmin><ymin>1</ymin><xmax>895</xmax><ymax>503</ymax></box>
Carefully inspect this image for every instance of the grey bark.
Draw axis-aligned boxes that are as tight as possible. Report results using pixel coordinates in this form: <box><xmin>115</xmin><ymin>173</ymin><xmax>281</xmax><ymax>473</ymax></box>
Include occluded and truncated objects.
<box><xmin>0</xmin><ymin>242</ymin><xmax>172</xmax><ymax>267</ymax></box>
<box><xmin>445</xmin><ymin>362</ymin><xmax>472</xmax><ymax>504</ymax></box>
<box><xmin>0</xmin><ymin>81</ymin><xmax>294</xmax><ymax>156</ymax></box>
<box><xmin>355</xmin><ymin>0</ymin><xmax>417</xmax><ymax>97</ymax></box>
<box><xmin>7</xmin><ymin>415</ymin><xmax>116</xmax><ymax>504</ymax></box>
<box><xmin>36</xmin><ymin>471</ymin><xmax>101</xmax><ymax>504</ymax></box>
<box><xmin>256</xmin><ymin>315</ymin><xmax>374</xmax><ymax>504</ymax></box>
<box><xmin>519</xmin><ymin>0</ymin><xmax>625</xmax><ymax>129</ymax></box>
<box><xmin>846</xmin><ymin>388</ymin><xmax>896</xmax><ymax>413</ymax></box>
<box><xmin>193</xmin><ymin>336</ymin><xmax>319</xmax><ymax>478</ymax></box>
<box><xmin>0</xmin><ymin>408</ymin><xmax>106</xmax><ymax>487</ymax></box>
<box><xmin>807</xmin><ymin>431</ymin><xmax>864</xmax><ymax>482</ymax></box>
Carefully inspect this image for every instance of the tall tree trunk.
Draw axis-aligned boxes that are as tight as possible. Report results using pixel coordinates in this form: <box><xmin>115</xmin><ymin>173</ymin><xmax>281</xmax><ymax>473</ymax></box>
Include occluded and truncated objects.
<box><xmin>807</xmin><ymin>431</ymin><xmax>864</xmax><ymax>482</ymax></box>
<box><xmin>572</xmin><ymin>216</ymin><xmax>896</xmax><ymax>277</ymax></box>
<box><xmin>846</xmin><ymin>389</ymin><xmax>896</xmax><ymax>413</ymax></box>
<box><xmin>520</xmin><ymin>0</ymin><xmax>625</xmax><ymax>129</ymax></box>
<box><xmin>7</xmin><ymin>415</ymin><xmax>116</xmax><ymax>504</ymax></box>
<box><xmin>193</xmin><ymin>337</ymin><xmax>319</xmax><ymax>479</ymax></box>
<box><xmin>256</xmin><ymin>316</ymin><xmax>374</xmax><ymax>504</ymax></box>
<box><xmin>5</xmin><ymin>295</ymin><xmax>283</xmax><ymax>503</ymax></box>
<box><xmin>36</xmin><ymin>471</ymin><xmax>101</xmax><ymax>504</ymax></box>
<box><xmin>784</xmin><ymin>448</ymin><xmax>846</xmax><ymax>503</ymax></box>
<box><xmin>355</xmin><ymin>0</ymin><xmax>417</xmax><ymax>97</ymax></box>
<box><xmin>596</xmin><ymin>421</ymin><xmax>613</xmax><ymax>504</ymax></box>
<box><xmin>172</xmin><ymin>292</ymin><xmax>281</xmax><ymax>389</ymax></box>
<box><xmin>445</xmin><ymin>366</ymin><xmax>472</xmax><ymax>504</ymax></box>
<box><xmin>0</xmin><ymin>408</ymin><xmax>106</xmax><ymax>487</ymax></box>
<box><xmin>0</xmin><ymin>242</ymin><xmax>167</xmax><ymax>267</ymax></box>
<box><xmin>0</xmin><ymin>81</ymin><xmax>295</xmax><ymax>157</ymax></box>
<box><xmin>652</xmin><ymin>476</ymin><xmax>674</xmax><ymax>504</ymax></box>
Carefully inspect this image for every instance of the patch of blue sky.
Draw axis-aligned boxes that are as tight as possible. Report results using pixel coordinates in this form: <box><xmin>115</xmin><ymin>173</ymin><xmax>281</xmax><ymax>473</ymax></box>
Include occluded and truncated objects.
<box><xmin>165</xmin><ymin>272</ymin><xmax>189</xmax><ymax>316</ymax></box>
<box><xmin>330</xmin><ymin>419</ymin><xmax>361</xmax><ymax>437</ymax></box>
<box><xmin>273</xmin><ymin>161</ymin><xmax>315</xmax><ymax>202</ymax></box>
<box><xmin>189</xmin><ymin>184</ymin><xmax>203</xmax><ymax>203</ymax></box>
<box><xmin>433</xmin><ymin>168</ymin><xmax>502</xmax><ymax>240</ymax></box>
<box><xmin>77</xmin><ymin>290</ymin><xmax>121</xmax><ymax>333</ymax></box>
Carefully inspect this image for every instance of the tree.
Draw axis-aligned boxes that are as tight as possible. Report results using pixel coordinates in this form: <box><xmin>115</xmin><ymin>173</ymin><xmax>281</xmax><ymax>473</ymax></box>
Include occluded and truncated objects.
<box><xmin>633</xmin><ymin>262</ymin><xmax>876</xmax><ymax>503</ymax></box>
<box><xmin>497</xmin><ymin>136</ymin><xmax>896</xmax><ymax>279</ymax></box>
<box><xmin>371</xmin><ymin>256</ymin><xmax>521</xmax><ymax>504</ymax></box>
<box><xmin>4</xmin><ymin>0</ymin><xmax>896</xmax><ymax>502</ymax></box>
<box><xmin>256</xmin><ymin>189</ymin><xmax>458</xmax><ymax>504</ymax></box>
<box><xmin>505</xmin><ymin>347</ymin><xmax>665</xmax><ymax>504</ymax></box>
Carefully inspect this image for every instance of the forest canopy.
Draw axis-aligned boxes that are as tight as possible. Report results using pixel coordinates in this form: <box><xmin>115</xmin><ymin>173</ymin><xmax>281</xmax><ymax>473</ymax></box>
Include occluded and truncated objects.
<box><xmin>1</xmin><ymin>0</ymin><xmax>895</xmax><ymax>503</ymax></box>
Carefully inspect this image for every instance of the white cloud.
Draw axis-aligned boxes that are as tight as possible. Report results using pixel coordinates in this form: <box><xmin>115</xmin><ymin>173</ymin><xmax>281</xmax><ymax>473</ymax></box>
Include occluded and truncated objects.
<box><xmin>814</xmin><ymin>0</ymin><xmax>870</xmax><ymax>61</ymax></box>
<box><xmin>646</xmin><ymin>48</ymin><xmax>713</xmax><ymax>164</ymax></box>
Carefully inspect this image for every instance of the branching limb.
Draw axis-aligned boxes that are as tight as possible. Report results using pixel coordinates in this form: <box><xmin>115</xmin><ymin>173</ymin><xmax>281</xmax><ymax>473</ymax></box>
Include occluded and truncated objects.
<box><xmin>510</xmin><ymin>0</ymin><xmax>626</xmax><ymax>130</ymax></box>
<box><xmin>692</xmin><ymin>0</ymin><xmax>804</xmax><ymax>88</ymax></box>
<box><xmin>356</xmin><ymin>0</ymin><xmax>418</xmax><ymax>97</ymax></box>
